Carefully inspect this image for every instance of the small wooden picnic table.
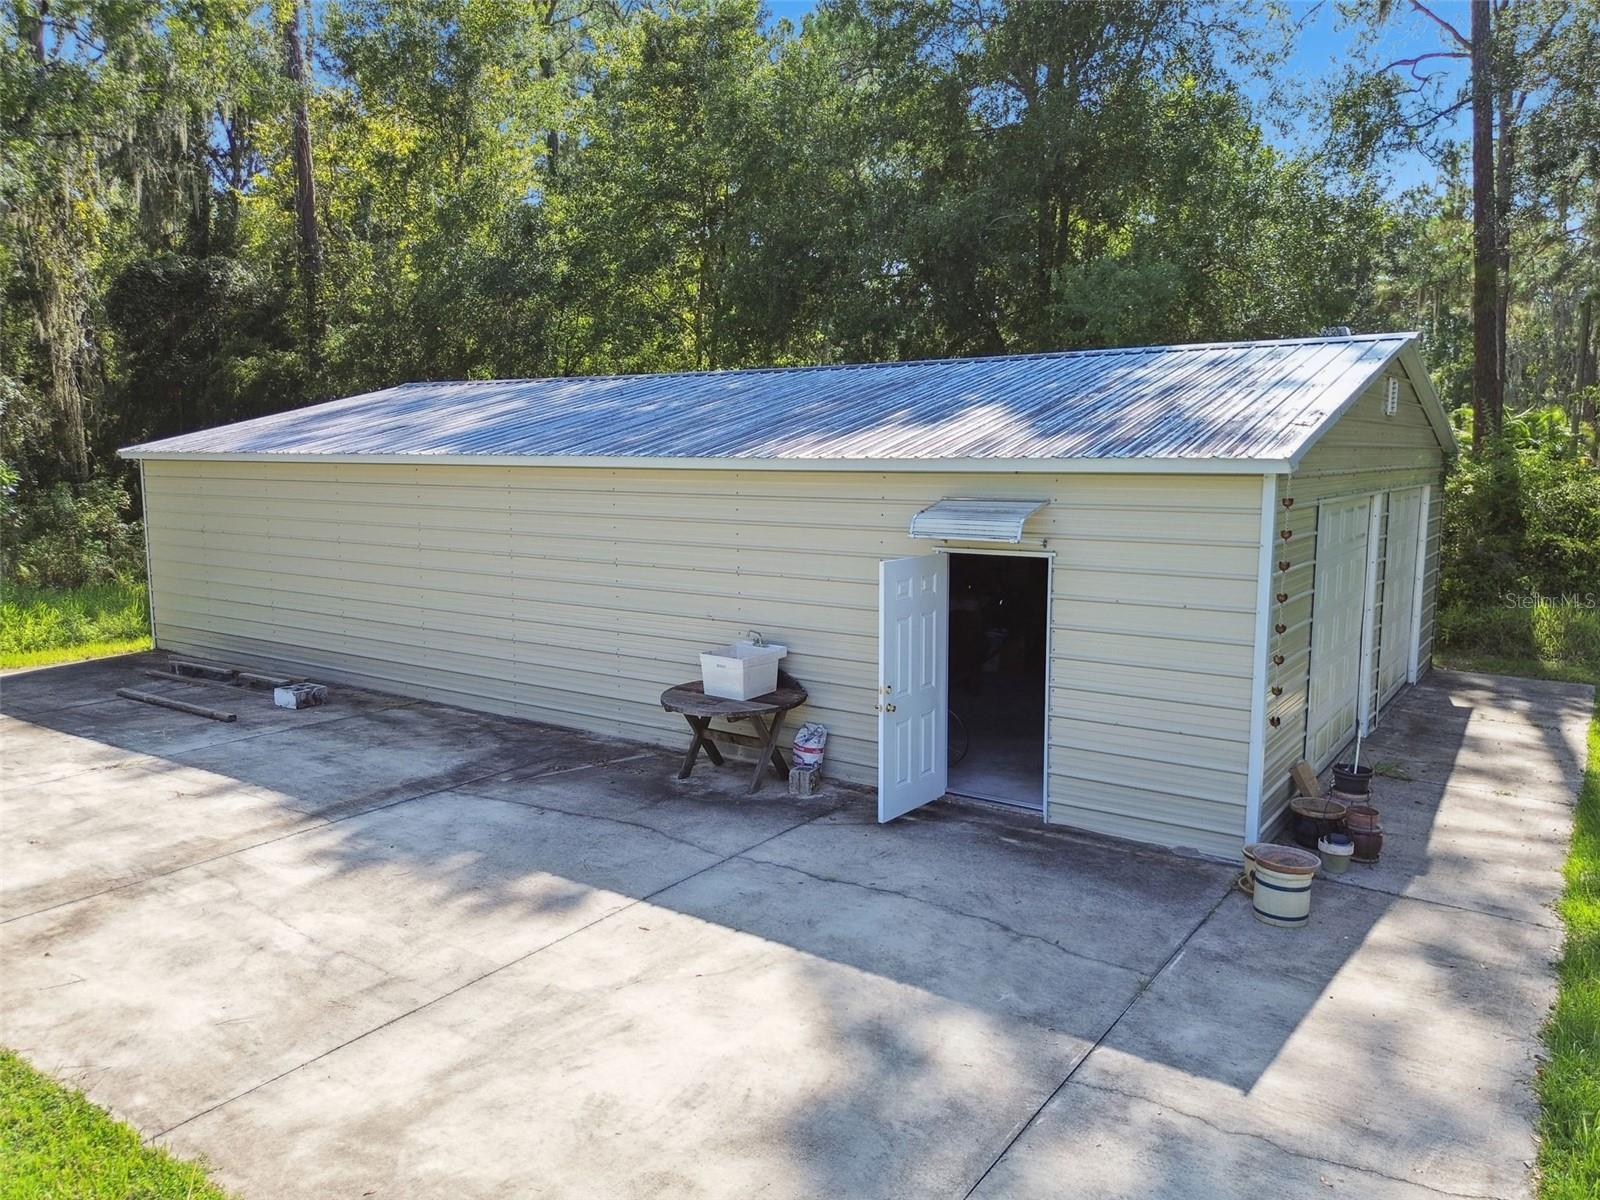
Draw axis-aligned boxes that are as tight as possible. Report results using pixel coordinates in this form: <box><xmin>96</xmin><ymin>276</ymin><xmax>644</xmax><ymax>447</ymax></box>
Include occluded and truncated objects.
<box><xmin>659</xmin><ymin>671</ymin><xmax>808</xmax><ymax>794</ymax></box>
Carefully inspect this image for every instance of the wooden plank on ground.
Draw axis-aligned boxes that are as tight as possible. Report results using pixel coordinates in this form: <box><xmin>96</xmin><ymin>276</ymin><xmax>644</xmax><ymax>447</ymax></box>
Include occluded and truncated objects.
<box><xmin>168</xmin><ymin>658</ymin><xmax>239</xmax><ymax>681</ymax></box>
<box><xmin>116</xmin><ymin>688</ymin><xmax>237</xmax><ymax>722</ymax></box>
<box><xmin>142</xmin><ymin>669</ymin><xmax>239</xmax><ymax>691</ymax></box>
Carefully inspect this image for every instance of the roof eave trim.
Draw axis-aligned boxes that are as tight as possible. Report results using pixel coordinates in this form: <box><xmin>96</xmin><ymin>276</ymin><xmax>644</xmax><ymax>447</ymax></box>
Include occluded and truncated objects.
<box><xmin>1398</xmin><ymin>340</ymin><xmax>1460</xmax><ymax>456</ymax></box>
<box><xmin>1283</xmin><ymin>334</ymin><xmax>1456</xmax><ymax>471</ymax></box>
<box><xmin>117</xmin><ymin>449</ymin><xmax>1290</xmax><ymax>475</ymax></box>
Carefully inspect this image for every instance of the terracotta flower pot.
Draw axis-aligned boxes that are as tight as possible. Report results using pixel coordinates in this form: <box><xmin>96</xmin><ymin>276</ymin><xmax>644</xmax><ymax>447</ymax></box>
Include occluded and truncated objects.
<box><xmin>1345</xmin><ymin>804</ymin><xmax>1383</xmax><ymax>862</ymax></box>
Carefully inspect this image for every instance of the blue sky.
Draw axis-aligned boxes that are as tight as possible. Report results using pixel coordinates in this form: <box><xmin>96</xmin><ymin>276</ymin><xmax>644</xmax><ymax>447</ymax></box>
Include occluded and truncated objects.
<box><xmin>763</xmin><ymin>0</ymin><xmax>1470</xmax><ymax>196</ymax></box>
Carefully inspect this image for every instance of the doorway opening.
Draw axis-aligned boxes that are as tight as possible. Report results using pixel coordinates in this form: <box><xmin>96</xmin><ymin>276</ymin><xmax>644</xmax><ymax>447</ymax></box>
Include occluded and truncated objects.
<box><xmin>946</xmin><ymin>552</ymin><xmax>1048</xmax><ymax>810</ymax></box>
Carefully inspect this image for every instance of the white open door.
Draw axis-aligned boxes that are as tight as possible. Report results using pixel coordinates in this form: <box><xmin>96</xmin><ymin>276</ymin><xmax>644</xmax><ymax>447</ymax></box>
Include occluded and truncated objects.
<box><xmin>878</xmin><ymin>553</ymin><xmax>948</xmax><ymax>822</ymax></box>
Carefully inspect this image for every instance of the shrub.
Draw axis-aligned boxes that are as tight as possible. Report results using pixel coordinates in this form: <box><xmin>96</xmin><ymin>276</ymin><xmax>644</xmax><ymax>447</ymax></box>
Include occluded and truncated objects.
<box><xmin>1441</xmin><ymin>442</ymin><xmax>1600</xmax><ymax>611</ymax></box>
<box><xmin>1</xmin><ymin>472</ymin><xmax>145</xmax><ymax>589</ymax></box>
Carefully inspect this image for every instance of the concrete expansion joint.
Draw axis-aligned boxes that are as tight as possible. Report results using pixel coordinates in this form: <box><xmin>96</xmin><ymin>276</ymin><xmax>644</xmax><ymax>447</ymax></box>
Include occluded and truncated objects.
<box><xmin>450</xmin><ymin>787</ymin><xmax>740</xmax><ymax>859</ymax></box>
<box><xmin>957</xmin><ymin>882</ymin><xmax>1235</xmax><ymax>1200</ymax></box>
<box><xmin>143</xmin><ymin>801</ymin><xmax>845</xmax><ymax>1148</ymax></box>
<box><xmin>1316</xmin><ymin>871</ymin><xmax>1558</xmax><ymax>931</ymax></box>
<box><xmin>9</xmin><ymin>754</ymin><xmax>149</xmax><ymax>791</ymax></box>
<box><xmin>1</xmin><ymin>736</ymin><xmax>585</xmax><ymax>928</ymax></box>
<box><xmin>736</xmin><ymin>854</ymin><xmax>1145</xmax><ymax>978</ymax></box>
<box><xmin>4</xmin><ymin>699</ymin><xmax>428</xmax><ymax>792</ymax></box>
<box><xmin>1069</xmin><ymin>1079</ymin><xmax>1507</xmax><ymax>1200</ymax></box>
<box><xmin>224</xmin><ymin>886</ymin><xmax>399</xmax><ymax>981</ymax></box>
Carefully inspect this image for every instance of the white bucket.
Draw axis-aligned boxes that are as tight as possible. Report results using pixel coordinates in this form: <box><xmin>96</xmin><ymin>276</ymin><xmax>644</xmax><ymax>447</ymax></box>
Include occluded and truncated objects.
<box><xmin>1317</xmin><ymin>834</ymin><xmax>1355</xmax><ymax>876</ymax></box>
<box><xmin>1245</xmin><ymin>843</ymin><xmax>1320</xmax><ymax>928</ymax></box>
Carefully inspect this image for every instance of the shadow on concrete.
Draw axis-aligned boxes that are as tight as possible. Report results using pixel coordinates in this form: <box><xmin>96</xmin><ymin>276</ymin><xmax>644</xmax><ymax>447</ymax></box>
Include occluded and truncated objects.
<box><xmin>2</xmin><ymin>654</ymin><xmax>1588</xmax><ymax>1199</ymax></box>
<box><xmin>1325</xmin><ymin>670</ymin><xmax>1588</xmax><ymax>927</ymax></box>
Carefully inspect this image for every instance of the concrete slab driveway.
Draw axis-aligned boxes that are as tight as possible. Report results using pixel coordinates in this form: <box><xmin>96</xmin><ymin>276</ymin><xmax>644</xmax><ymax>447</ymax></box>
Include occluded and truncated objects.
<box><xmin>1</xmin><ymin>653</ymin><xmax>1590</xmax><ymax>1199</ymax></box>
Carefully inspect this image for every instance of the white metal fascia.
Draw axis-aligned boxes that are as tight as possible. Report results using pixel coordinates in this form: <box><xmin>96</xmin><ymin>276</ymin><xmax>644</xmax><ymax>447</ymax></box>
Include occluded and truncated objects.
<box><xmin>116</xmin><ymin>449</ymin><xmax>1293</xmax><ymax>475</ymax></box>
<box><xmin>1243</xmin><ymin>471</ymin><xmax>1282</xmax><ymax>844</ymax></box>
<box><xmin>1397</xmin><ymin>343</ymin><xmax>1459</xmax><ymax>456</ymax></box>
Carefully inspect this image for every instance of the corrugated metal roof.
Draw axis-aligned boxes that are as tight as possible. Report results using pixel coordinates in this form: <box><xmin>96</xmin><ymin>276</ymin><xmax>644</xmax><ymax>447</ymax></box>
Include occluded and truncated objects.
<box><xmin>910</xmin><ymin>499</ymin><xmax>1047</xmax><ymax>543</ymax></box>
<box><xmin>121</xmin><ymin>332</ymin><xmax>1433</xmax><ymax>466</ymax></box>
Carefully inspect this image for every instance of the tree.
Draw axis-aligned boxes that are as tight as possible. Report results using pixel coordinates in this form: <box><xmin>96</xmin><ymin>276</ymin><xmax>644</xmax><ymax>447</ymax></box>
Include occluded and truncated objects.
<box><xmin>278</xmin><ymin>0</ymin><xmax>322</xmax><ymax>376</ymax></box>
<box><xmin>2</xmin><ymin>0</ymin><xmax>1590</xmax><ymax>530</ymax></box>
<box><xmin>1357</xmin><ymin>0</ymin><xmax>1590</xmax><ymax>448</ymax></box>
<box><xmin>1467</xmin><ymin>0</ymin><xmax>1498</xmax><ymax>442</ymax></box>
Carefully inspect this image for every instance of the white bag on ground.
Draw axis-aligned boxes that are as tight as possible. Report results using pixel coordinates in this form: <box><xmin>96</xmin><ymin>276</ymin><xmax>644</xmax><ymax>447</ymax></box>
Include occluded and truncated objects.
<box><xmin>792</xmin><ymin>722</ymin><xmax>827</xmax><ymax>770</ymax></box>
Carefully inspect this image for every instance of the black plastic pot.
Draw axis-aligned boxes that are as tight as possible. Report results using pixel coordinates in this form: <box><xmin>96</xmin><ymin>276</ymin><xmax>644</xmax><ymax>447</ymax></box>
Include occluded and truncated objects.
<box><xmin>1332</xmin><ymin>762</ymin><xmax>1373</xmax><ymax>795</ymax></box>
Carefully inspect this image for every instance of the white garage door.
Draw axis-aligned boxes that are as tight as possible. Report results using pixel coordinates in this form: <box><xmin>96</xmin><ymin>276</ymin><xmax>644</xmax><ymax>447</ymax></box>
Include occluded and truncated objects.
<box><xmin>1307</xmin><ymin>497</ymin><xmax>1373</xmax><ymax>769</ymax></box>
<box><xmin>1374</xmin><ymin>488</ymin><xmax>1426</xmax><ymax>712</ymax></box>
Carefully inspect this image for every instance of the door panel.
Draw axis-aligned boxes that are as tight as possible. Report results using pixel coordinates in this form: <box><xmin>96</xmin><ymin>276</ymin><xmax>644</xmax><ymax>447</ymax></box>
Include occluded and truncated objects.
<box><xmin>1375</xmin><ymin>488</ymin><xmax>1424</xmax><ymax>710</ymax></box>
<box><xmin>878</xmin><ymin>554</ymin><xmax>948</xmax><ymax>822</ymax></box>
<box><xmin>1306</xmin><ymin>497</ymin><xmax>1372</xmax><ymax>769</ymax></box>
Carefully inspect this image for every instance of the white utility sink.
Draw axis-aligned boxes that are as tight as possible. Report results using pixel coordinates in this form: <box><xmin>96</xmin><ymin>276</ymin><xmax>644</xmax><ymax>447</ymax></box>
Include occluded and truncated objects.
<box><xmin>700</xmin><ymin>639</ymin><xmax>788</xmax><ymax>701</ymax></box>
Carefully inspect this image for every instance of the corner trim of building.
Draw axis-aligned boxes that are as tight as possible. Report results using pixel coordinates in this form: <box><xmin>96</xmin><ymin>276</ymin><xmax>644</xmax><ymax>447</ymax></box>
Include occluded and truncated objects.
<box><xmin>1243</xmin><ymin>471</ymin><xmax>1281</xmax><ymax>844</ymax></box>
<box><xmin>138</xmin><ymin>458</ymin><xmax>157</xmax><ymax>648</ymax></box>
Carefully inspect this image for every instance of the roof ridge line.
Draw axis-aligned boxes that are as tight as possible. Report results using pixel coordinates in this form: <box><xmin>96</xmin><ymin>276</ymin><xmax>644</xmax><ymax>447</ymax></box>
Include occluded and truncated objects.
<box><xmin>392</xmin><ymin>332</ymin><xmax>1418</xmax><ymax>390</ymax></box>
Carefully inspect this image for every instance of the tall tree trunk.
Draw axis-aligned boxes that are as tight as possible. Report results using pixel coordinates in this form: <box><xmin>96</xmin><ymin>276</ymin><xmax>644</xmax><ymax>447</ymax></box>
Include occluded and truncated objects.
<box><xmin>1579</xmin><ymin>292</ymin><xmax>1597</xmax><ymax>459</ymax></box>
<box><xmin>187</xmin><ymin>104</ymin><xmax>212</xmax><ymax>257</ymax></box>
<box><xmin>539</xmin><ymin>0</ymin><xmax>562</xmax><ymax>174</ymax></box>
<box><xmin>1469</xmin><ymin>0</ymin><xmax>1501</xmax><ymax>447</ymax></box>
<box><xmin>38</xmin><ymin>216</ymin><xmax>90</xmax><ymax>481</ymax></box>
<box><xmin>280</xmin><ymin>2</ymin><xmax>322</xmax><ymax>378</ymax></box>
<box><xmin>23</xmin><ymin>0</ymin><xmax>46</xmax><ymax>60</ymax></box>
<box><xmin>1494</xmin><ymin>75</ymin><xmax>1515</xmax><ymax>411</ymax></box>
<box><xmin>541</xmin><ymin>55</ymin><xmax>559</xmax><ymax>175</ymax></box>
<box><xmin>1579</xmin><ymin>293</ymin><xmax>1596</xmax><ymax>393</ymax></box>
<box><xmin>25</xmin><ymin>1</ymin><xmax>90</xmax><ymax>481</ymax></box>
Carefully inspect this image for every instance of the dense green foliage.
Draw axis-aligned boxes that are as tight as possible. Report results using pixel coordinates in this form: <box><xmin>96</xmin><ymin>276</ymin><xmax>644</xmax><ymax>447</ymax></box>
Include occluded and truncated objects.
<box><xmin>0</xmin><ymin>468</ymin><xmax>143</xmax><ymax>588</ymax></box>
<box><xmin>1443</xmin><ymin>437</ymin><xmax>1600</xmax><ymax>610</ymax></box>
<box><xmin>0</xmin><ymin>1048</ymin><xmax>231</xmax><ymax>1198</ymax></box>
<box><xmin>2</xmin><ymin>3</ymin><xmax>1595</xmax><ymax>586</ymax></box>
<box><xmin>5</xmin><ymin>2</ymin><xmax>1590</xmax><ymax>484</ymax></box>
<box><xmin>1435</xmin><ymin>403</ymin><xmax>1600</xmax><ymax>680</ymax></box>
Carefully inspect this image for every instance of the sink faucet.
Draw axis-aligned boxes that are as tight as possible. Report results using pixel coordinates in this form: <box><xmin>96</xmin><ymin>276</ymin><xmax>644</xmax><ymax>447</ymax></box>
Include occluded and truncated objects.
<box><xmin>745</xmin><ymin>630</ymin><xmax>765</xmax><ymax>647</ymax></box>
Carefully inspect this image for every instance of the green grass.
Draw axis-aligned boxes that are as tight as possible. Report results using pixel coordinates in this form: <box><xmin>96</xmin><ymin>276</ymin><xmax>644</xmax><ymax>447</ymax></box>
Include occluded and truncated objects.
<box><xmin>1535</xmin><ymin>696</ymin><xmax>1600</xmax><ymax>1199</ymax></box>
<box><xmin>1439</xmin><ymin>609</ymin><xmax>1600</xmax><ymax>1200</ymax></box>
<box><xmin>0</xmin><ymin>1049</ymin><xmax>231</xmax><ymax>1199</ymax></box>
<box><xmin>0</xmin><ymin>581</ymin><xmax>151</xmax><ymax>670</ymax></box>
<box><xmin>1437</xmin><ymin>599</ymin><xmax>1600</xmax><ymax>680</ymax></box>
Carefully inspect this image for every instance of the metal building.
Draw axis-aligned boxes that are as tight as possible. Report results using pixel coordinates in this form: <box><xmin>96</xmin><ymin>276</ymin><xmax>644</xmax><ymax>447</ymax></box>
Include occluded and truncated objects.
<box><xmin>121</xmin><ymin>332</ymin><xmax>1454</xmax><ymax>857</ymax></box>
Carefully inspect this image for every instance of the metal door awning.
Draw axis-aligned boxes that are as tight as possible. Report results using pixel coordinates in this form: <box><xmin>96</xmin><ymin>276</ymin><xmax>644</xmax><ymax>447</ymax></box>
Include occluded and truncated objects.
<box><xmin>909</xmin><ymin>498</ymin><xmax>1047</xmax><ymax>544</ymax></box>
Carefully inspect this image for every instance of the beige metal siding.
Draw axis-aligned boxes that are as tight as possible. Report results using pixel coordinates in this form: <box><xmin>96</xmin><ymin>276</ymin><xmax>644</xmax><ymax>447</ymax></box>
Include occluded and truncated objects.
<box><xmin>143</xmin><ymin>461</ymin><xmax>1261</xmax><ymax>856</ymax></box>
<box><xmin>1261</xmin><ymin>367</ymin><xmax>1448</xmax><ymax>832</ymax></box>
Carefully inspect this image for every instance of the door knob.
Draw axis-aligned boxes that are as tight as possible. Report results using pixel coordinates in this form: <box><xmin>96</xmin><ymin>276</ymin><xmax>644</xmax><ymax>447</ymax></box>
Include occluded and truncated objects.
<box><xmin>882</xmin><ymin>703</ymin><xmax>896</xmax><ymax>713</ymax></box>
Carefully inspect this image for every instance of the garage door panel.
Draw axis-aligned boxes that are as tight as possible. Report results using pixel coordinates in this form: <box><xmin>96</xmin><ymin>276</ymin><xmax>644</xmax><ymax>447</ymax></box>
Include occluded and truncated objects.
<box><xmin>1306</xmin><ymin>497</ymin><xmax>1371</xmax><ymax>769</ymax></box>
<box><xmin>1376</xmin><ymin>488</ymin><xmax>1424</xmax><ymax>710</ymax></box>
